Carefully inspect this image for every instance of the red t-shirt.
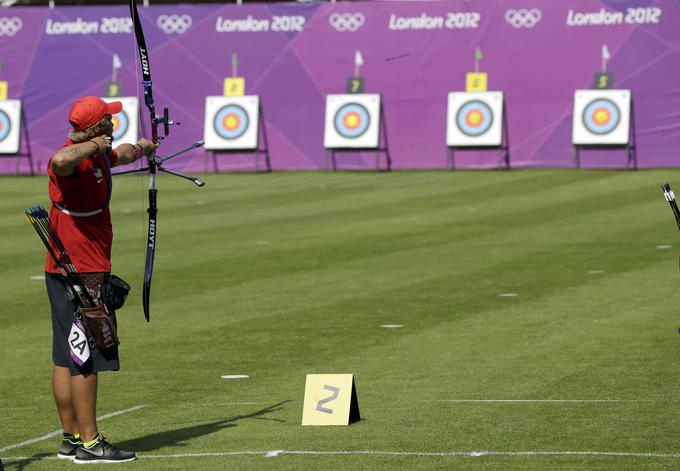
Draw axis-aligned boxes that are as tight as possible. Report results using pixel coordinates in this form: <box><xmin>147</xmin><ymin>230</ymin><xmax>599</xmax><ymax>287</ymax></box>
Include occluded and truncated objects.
<box><xmin>45</xmin><ymin>141</ymin><xmax>119</xmax><ymax>274</ymax></box>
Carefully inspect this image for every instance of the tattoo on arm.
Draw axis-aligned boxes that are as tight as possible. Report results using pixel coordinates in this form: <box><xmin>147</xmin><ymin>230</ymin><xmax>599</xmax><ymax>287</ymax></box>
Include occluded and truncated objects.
<box><xmin>64</xmin><ymin>147</ymin><xmax>84</xmax><ymax>160</ymax></box>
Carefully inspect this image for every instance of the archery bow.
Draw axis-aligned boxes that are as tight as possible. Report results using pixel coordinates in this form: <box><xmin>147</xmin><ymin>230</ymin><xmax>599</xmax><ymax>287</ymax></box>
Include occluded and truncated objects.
<box><xmin>126</xmin><ymin>0</ymin><xmax>205</xmax><ymax>322</ymax></box>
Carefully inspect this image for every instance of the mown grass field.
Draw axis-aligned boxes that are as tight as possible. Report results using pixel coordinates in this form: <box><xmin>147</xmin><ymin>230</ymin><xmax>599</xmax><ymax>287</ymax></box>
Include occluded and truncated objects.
<box><xmin>3</xmin><ymin>169</ymin><xmax>680</xmax><ymax>470</ymax></box>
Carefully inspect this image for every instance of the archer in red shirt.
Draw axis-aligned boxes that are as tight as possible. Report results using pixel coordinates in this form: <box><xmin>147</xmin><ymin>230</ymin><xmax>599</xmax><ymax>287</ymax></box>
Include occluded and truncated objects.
<box><xmin>46</xmin><ymin>96</ymin><xmax>156</xmax><ymax>463</ymax></box>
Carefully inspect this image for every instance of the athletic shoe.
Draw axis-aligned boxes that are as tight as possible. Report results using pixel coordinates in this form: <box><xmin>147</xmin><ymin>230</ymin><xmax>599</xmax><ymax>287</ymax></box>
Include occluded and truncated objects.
<box><xmin>57</xmin><ymin>436</ymin><xmax>83</xmax><ymax>461</ymax></box>
<box><xmin>73</xmin><ymin>434</ymin><xmax>136</xmax><ymax>464</ymax></box>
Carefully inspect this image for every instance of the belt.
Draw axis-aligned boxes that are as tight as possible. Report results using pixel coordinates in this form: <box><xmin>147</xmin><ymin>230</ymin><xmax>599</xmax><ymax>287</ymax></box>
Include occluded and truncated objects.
<box><xmin>54</xmin><ymin>203</ymin><xmax>102</xmax><ymax>217</ymax></box>
<box><xmin>81</xmin><ymin>273</ymin><xmax>106</xmax><ymax>296</ymax></box>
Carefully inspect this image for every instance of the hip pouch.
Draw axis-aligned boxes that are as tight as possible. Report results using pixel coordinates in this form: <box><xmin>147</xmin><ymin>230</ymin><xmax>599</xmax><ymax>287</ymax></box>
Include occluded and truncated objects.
<box><xmin>78</xmin><ymin>304</ymin><xmax>119</xmax><ymax>350</ymax></box>
<box><xmin>100</xmin><ymin>274</ymin><xmax>131</xmax><ymax>311</ymax></box>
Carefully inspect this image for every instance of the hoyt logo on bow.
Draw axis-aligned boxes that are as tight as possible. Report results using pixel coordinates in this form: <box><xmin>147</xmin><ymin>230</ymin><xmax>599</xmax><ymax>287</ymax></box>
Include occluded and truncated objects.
<box><xmin>139</xmin><ymin>47</ymin><xmax>150</xmax><ymax>77</ymax></box>
<box><xmin>112</xmin><ymin>0</ymin><xmax>206</xmax><ymax>322</ymax></box>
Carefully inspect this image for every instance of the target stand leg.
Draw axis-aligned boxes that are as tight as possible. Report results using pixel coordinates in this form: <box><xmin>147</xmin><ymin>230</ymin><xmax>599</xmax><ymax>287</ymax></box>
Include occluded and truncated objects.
<box><xmin>258</xmin><ymin>103</ymin><xmax>272</xmax><ymax>173</ymax></box>
<box><xmin>573</xmin><ymin>145</ymin><xmax>581</xmax><ymax>169</ymax></box>
<box><xmin>499</xmin><ymin>146</ymin><xmax>510</xmax><ymax>170</ymax></box>
<box><xmin>17</xmin><ymin>109</ymin><xmax>35</xmax><ymax>176</ymax></box>
<box><xmin>627</xmin><ymin>101</ymin><xmax>637</xmax><ymax>170</ymax></box>
<box><xmin>500</xmin><ymin>106</ymin><xmax>510</xmax><ymax>170</ymax></box>
<box><xmin>447</xmin><ymin>147</ymin><xmax>455</xmax><ymax>170</ymax></box>
<box><xmin>379</xmin><ymin>102</ymin><xmax>391</xmax><ymax>172</ymax></box>
<box><xmin>212</xmin><ymin>150</ymin><xmax>220</xmax><ymax>174</ymax></box>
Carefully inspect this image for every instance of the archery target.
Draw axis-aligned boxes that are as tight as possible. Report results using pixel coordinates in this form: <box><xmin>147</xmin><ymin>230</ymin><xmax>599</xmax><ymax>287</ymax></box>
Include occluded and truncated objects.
<box><xmin>447</xmin><ymin>92</ymin><xmax>503</xmax><ymax>146</ymax></box>
<box><xmin>204</xmin><ymin>96</ymin><xmax>260</xmax><ymax>150</ymax></box>
<box><xmin>0</xmin><ymin>99</ymin><xmax>21</xmax><ymax>155</ymax></box>
<box><xmin>102</xmin><ymin>97</ymin><xmax>138</xmax><ymax>148</ymax></box>
<box><xmin>324</xmin><ymin>94</ymin><xmax>381</xmax><ymax>149</ymax></box>
<box><xmin>572</xmin><ymin>89</ymin><xmax>631</xmax><ymax>145</ymax></box>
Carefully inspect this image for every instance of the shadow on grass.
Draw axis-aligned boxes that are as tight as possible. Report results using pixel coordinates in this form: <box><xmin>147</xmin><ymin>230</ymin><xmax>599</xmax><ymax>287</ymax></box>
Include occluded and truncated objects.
<box><xmin>3</xmin><ymin>453</ymin><xmax>51</xmax><ymax>471</ymax></box>
<box><xmin>116</xmin><ymin>401</ymin><xmax>288</xmax><ymax>452</ymax></box>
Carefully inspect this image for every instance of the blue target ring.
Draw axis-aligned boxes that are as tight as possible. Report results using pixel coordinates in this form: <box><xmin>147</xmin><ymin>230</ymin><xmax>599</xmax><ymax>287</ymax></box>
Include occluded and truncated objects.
<box><xmin>334</xmin><ymin>103</ymin><xmax>370</xmax><ymax>139</ymax></box>
<box><xmin>111</xmin><ymin>110</ymin><xmax>128</xmax><ymax>141</ymax></box>
<box><xmin>456</xmin><ymin>100</ymin><xmax>493</xmax><ymax>137</ymax></box>
<box><xmin>582</xmin><ymin>98</ymin><xmax>620</xmax><ymax>135</ymax></box>
<box><xmin>214</xmin><ymin>105</ymin><xmax>249</xmax><ymax>140</ymax></box>
<box><xmin>0</xmin><ymin>110</ymin><xmax>11</xmax><ymax>142</ymax></box>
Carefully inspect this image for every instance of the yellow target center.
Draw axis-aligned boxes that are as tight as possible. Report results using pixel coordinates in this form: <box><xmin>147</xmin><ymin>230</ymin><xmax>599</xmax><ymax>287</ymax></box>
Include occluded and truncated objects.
<box><xmin>466</xmin><ymin>111</ymin><xmax>483</xmax><ymax>127</ymax></box>
<box><xmin>344</xmin><ymin>112</ymin><xmax>360</xmax><ymax>129</ymax></box>
<box><xmin>224</xmin><ymin>114</ymin><xmax>239</xmax><ymax>130</ymax></box>
<box><xmin>593</xmin><ymin>109</ymin><xmax>610</xmax><ymax>125</ymax></box>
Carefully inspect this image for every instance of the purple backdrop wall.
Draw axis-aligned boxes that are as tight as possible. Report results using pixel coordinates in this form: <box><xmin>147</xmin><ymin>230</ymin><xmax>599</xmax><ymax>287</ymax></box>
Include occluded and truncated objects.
<box><xmin>1</xmin><ymin>0</ymin><xmax>679</xmax><ymax>173</ymax></box>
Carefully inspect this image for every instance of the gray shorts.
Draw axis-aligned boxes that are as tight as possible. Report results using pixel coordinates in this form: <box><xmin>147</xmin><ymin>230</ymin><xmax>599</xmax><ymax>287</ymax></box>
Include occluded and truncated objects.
<box><xmin>46</xmin><ymin>273</ymin><xmax>120</xmax><ymax>376</ymax></box>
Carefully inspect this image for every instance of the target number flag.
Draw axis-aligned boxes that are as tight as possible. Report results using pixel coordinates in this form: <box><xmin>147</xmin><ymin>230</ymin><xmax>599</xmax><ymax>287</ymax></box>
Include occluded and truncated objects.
<box><xmin>324</xmin><ymin>94</ymin><xmax>381</xmax><ymax>149</ymax></box>
<box><xmin>204</xmin><ymin>95</ymin><xmax>260</xmax><ymax>150</ymax></box>
<box><xmin>346</xmin><ymin>77</ymin><xmax>365</xmax><ymax>94</ymax></box>
<box><xmin>102</xmin><ymin>97</ymin><xmax>139</xmax><ymax>149</ymax></box>
<box><xmin>594</xmin><ymin>73</ymin><xmax>613</xmax><ymax>89</ymax></box>
<box><xmin>465</xmin><ymin>73</ymin><xmax>488</xmax><ymax>92</ymax></box>
<box><xmin>0</xmin><ymin>99</ymin><xmax>21</xmax><ymax>154</ymax></box>
<box><xmin>447</xmin><ymin>91</ymin><xmax>504</xmax><ymax>147</ymax></box>
<box><xmin>572</xmin><ymin>89</ymin><xmax>631</xmax><ymax>145</ymax></box>
<box><xmin>106</xmin><ymin>82</ymin><xmax>121</xmax><ymax>98</ymax></box>
<box><xmin>0</xmin><ymin>81</ymin><xmax>7</xmax><ymax>101</ymax></box>
<box><xmin>301</xmin><ymin>374</ymin><xmax>361</xmax><ymax>426</ymax></box>
<box><xmin>224</xmin><ymin>77</ymin><xmax>245</xmax><ymax>97</ymax></box>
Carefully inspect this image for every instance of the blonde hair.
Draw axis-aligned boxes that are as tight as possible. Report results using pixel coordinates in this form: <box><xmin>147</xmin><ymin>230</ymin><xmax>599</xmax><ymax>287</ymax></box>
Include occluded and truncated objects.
<box><xmin>68</xmin><ymin>115</ymin><xmax>112</xmax><ymax>142</ymax></box>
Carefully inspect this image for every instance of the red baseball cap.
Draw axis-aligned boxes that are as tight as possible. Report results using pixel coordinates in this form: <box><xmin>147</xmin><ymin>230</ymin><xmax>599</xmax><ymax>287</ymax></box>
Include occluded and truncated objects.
<box><xmin>68</xmin><ymin>96</ymin><xmax>123</xmax><ymax>131</ymax></box>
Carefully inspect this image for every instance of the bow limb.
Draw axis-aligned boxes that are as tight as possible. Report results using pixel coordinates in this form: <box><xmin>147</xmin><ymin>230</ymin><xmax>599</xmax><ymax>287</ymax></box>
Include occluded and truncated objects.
<box><xmin>130</xmin><ymin>0</ymin><xmax>159</xmax><ymax>321</ymax></box>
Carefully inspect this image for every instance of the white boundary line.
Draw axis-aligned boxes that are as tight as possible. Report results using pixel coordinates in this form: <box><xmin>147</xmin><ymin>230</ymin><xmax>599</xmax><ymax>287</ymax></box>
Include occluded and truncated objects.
<box><xmin>0</xmin><ymin>405</ymin><xmax>145</xmax><ymax>453</ymax></box>
<box><xmin>434</xmin><ymin>399</ymin><xmax>680</xmax><ymax>403</ymax></box>
<box><xmin>3</xmin><ymin>449</ymin><xmax>680</xmax><ymax>462</ymax></box>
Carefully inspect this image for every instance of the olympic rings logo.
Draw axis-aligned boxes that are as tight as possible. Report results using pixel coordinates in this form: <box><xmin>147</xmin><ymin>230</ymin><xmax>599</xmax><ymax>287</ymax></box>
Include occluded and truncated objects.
<box><xmin>504</xmin><ymin>9</ymin><xmax>542</xmax><ymax>28</ymax></box>
<box><xmin>329</xmin><ymin>12</ymin><xmax>365</xmax><ymax>32</ymax></box>
<box><xmin>0</xmin><ymin>17</ymin><xmax>23</xmax><ymax>36</ymax></box>
<box><xmin>156</xmin><ymin>14</ymin><xmax>192</xmax><ymax>34</ymax></box>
